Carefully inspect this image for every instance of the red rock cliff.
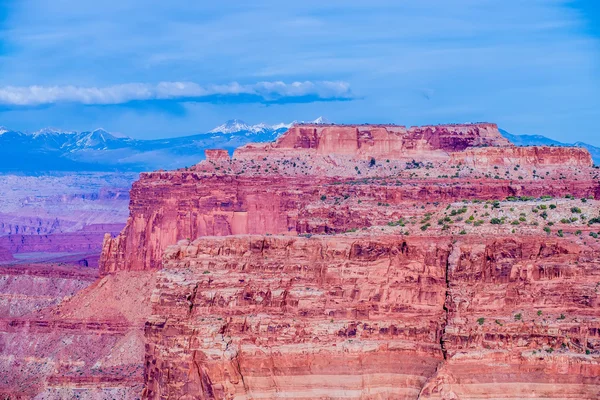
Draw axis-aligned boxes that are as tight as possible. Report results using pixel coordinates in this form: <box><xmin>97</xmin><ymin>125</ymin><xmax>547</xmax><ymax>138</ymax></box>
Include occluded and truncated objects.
<box><xmin>143</xmin><ymin>234</ymin><xmax>600</xmax><ymax>399</ymax></box>
<box><xmin>8</xmin><ymin>120</ymin><xmax>600</xmax><ymax>398</ymax></box>
<box><xmin>450</xmin><ymin>146</ymin><xmax>593</xmax><ymax>167</ymax></box>
<box><xmin>144</xmin><ymin>235</ymin><xmax>450</xmax><ymax>399</ymax></box>
<box><xmin>235</xmin><ymin>123</ymin><xmax>511</xmax><ymax>161</ymax></box>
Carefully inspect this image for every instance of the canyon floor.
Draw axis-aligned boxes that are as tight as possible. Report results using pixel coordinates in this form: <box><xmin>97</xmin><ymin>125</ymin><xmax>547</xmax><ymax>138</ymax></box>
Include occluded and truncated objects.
<box><xmin>2</xmin><ymin>123</ymin><xmax>600</xmax><ymax>399</ymax></box>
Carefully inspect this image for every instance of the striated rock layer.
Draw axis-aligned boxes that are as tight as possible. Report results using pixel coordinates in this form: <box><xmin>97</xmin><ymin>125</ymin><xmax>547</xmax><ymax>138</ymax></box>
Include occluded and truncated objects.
<box><xmin>449</xmin><ymin>146</ymin><xmax>593</xmax><ymax>168</ymax></box>
<box><xmin>144</xmin><ymin>234</ymin><xmax>600</xmax><ymax>399</ymax></box>
<box><xmin>0</xmin><ymin>269</ymin><xmax>156</xmax><ymax>398</ymax></box>
<box><xmin>101</xmin><ymin>170</ymin><xmax>598</xmax><ymax>274</ymax></box>
<box><xmin>144</xmin><ymin>235</ymin><xmax>450</xmax><ymax>399</ymax></box>
<box><xmin>422</xmin><ymin>237</ymin><xmax>600</xmax><ymax>399</ymax></box>
<box><xmin>238</xmin><ymin>123</ymin><xmax>511</xmax><ymax>160</ymax></box>
<box><xmin>6</xmin><ymin>122</ymin><xmax>600</xmax><ymax>399</ymax></box>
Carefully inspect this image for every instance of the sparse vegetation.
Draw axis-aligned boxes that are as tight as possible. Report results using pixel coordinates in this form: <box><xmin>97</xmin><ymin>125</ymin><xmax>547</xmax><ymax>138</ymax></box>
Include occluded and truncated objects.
<box><xmin>514</xmin><ymin>313</ymin><xmax>522</xmax><ymax>321</ymax></box>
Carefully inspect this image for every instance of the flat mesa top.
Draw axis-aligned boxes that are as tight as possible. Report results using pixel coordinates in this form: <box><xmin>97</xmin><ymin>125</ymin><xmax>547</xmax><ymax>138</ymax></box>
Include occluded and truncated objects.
<box><xmin>293</xmin><ymin>122</ymin><xmax>497</xmax><ymax>128</ymax></box>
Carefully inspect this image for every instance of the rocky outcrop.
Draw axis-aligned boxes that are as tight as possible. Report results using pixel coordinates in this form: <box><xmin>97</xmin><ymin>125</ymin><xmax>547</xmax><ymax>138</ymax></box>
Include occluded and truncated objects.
<box><xmin>0</xmin><ymin>264</ymin><xmax>96</xmax><ymax>317</ymax></box>
<box><xmin>101</xmin><ymin>123</ymin><xmax>596</xmax><ymax>275</ymax></box>
<box><xmin>0</xmin><ymin>269</ymin><xmax>156</xmax><ymax>398</ymax></box>
<box><xmin>144</xmin><ymin>235</ymin><xmax>450</xmax><ymax>399</ymax></box>
<box><xmin>100</xmin><ymin>171</ymin><xmax>599</xmax><ymax>274</ymax></box>
<box><xmin>8</xmin><ymin>121</ymin><xmax>600</xmax><ymax>398</ymax></box>
<box><xmin>238</xmin><ymin>123</ymin><xmax>511</xmax><ymax>160</ymax></box>
<box><xmin>421</xmin><ymin>237</ymin><xmax>600</xmax><ymax>399</ymax></box>
<box><xmin>143</xmin><ymin>235</ymin><xmax>600</xmax><ymax>399</ymax></box>
<box><xmin>450</xmin><ymin>146</ymin><xmax>593</xmax><ymax>167</ymax></box>
<box><xmin>205</xmin><ymin>149</ymin><xmax>231</xmax><ymax>162</ymax></box>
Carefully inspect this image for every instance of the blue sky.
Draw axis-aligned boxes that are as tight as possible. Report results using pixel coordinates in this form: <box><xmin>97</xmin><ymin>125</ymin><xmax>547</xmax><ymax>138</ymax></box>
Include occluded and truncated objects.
<box><xmin>0</xmin><ymin>0</ymin><xmax>598</xmax><ymax>142</ymax></box>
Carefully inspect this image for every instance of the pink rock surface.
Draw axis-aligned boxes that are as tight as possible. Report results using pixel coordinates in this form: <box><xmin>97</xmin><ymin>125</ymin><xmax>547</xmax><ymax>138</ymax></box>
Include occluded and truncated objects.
<box><xmin>4</xmin><ymin>123</ymin><xmax>600</xmax><ymax>399</ymax></box>
<box><xmin>143</xmin><ymin>234</ymin><xmax>600</xmax><ymax>399</ymax></box>
<box><xmin>267</xmin><ymin>123</ymin><xmax>511</xmax><ymax>159</ymax></box>
<box><xmin>450</xmin><ymin>145</ymin><xmax>593</xmax><ymax>167</ymax></box>
<box><xmin>205</xmin><ymin>149</ymin><xmax>231</xmax><ymax>162</ymax></box>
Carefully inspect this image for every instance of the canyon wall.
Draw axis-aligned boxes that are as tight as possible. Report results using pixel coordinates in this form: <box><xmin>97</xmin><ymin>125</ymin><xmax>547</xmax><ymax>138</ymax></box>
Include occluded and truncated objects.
<box><xmin>6</xmin><ymin>122</ymin><xmax>598</xmax><ymax>398</ymax></box>
<box><xmin>450</xmin><ymin>146</ymin><xmax>593</xmax><ymax>167</ymax></box>
<box><xmin>144</xmin><ymin>235</ymin><xmax>450</xmax><ymax>399</ymax></box>
<box><xmin>102</xmin><ymin>123</ymin><xmax>597</xmax><ymax>276</ymax></box>
<box><xmin>144</xmin><ymin>235</ymin><xmax>600</xmax><ymax>399</ymax></box>
<box><xmin>0</xmin><ymin>224</ymin><xmax>124</xmax><ymax>254</ymax></box>
<box><xmin>256</xmin><ymin>123</ymin><xmax>511</xmax><ymax>159</ymax></box>
<box><xmin>143</xmin><ymin>235</ymin><xmax>600</xmax><ymax>399</ymax></box>
<box><xmin>100</xmin><ymin>173</ymin><xmax>599</xmax><ymax>275</ymax></box>
<box><xmin>422</xmin><ymin>237</ymin><xmax>600</xmax><ymax>399</ymax></box>
<box><xmin>0</xmin><ymin>268</ymin><xmax>155</xmax><ymax>398</ymax></box>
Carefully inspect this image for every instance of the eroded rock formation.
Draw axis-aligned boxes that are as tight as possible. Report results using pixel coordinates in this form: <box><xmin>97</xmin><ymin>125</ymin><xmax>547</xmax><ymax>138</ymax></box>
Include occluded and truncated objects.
<box><xmin>144</xmin><ymin>235</ymin><xmax>449</xmax><ymax>399</ymax></box>
<box><xmin>142</xmin><ymin>235</ymin><xmax>600</xmax><ymax>399</ymax></box>
<box><xmin>4</xmin><ymin>122</ymin><xmax>600</xmax><ymax>398</ymax></box>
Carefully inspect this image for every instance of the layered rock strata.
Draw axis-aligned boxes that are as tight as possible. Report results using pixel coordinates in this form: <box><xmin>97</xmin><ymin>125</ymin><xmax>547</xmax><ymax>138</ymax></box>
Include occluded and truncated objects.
<box><xmin>144</xmin><ymin>235</ymin><xmax>600</xmax><ymax>399</ymax></box>
<box><xmin>5</xmin><ymin>122</ymin><xmax>599</xmax><ymax>399</ymax></box>
<box><xmin>0</xmin><ymin>270</ymin><xmax>156</xmax><ymax>398</ymax></box>
<box><xmin>144</xmin><ymin>235</ymin><xmax>450</xmax><ymax>399</ymax></box>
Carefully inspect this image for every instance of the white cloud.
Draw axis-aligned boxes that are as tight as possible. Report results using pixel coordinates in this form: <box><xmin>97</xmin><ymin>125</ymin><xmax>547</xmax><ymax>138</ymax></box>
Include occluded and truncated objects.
<box><xmin>0</xmin><ymin>81</ymin><xmax>353</xmax><ymax>106</ymax></box>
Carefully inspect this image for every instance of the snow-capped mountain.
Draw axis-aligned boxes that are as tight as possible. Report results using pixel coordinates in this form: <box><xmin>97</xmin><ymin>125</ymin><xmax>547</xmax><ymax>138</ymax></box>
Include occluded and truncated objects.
<box><xmin>208</xmin><ymin>119</ymin><xmax>281</xmax><ymax>135</ymax></box>
<box><xmin>311</xmin><ymin>116</ymin><xmax>330</xmax><ymax>124</ymax></box>
<box><xmin>0</xmin><ymin>120</ymin><xmax>598</xmax><ymax>173</ymax></box>
<box><xmin>208</xmin><ymin>117</ymin><xmax>328</xmax><ymax>135</ymax></box>
<box><xmin>32</xmin><ymin>128</ymin><xmax>77</xmax><ymax>137</ymax></box>
<box><xmin>0</xmin><ymin>119</ymin><xmax>311</xmax><ymax>172</ymax></box>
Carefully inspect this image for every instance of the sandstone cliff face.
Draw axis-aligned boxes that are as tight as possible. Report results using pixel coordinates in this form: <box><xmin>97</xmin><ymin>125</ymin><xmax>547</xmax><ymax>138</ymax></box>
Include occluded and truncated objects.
<box><xmin>144</xmin><ymin>235</ymin><xmax>450</xmax><ymax>399</ymax></box>
<box><xmin>264</xmin><ymin>123</ymin><xmax>511</xmax><ymax>159</ymax></box>
<box><xmin>100</xmin><ymin>171</ymin><xmax>599</xmax><ymax>275</ymax></box>
<box><xmin>0</xmin><ymin>264</ymin><xmax>96</xmax><ymax>317</ymax></box>
<box><xmin>101</xmin><ymin>123</ymin><xmax>596</xmax><ymax>276</ymax></box>
<box><xmin>9</xmin><ymin>122</ymin><xmax>598</xmax><ymax>399</ymax></box>
<box><xmin>143</xmin><ymin>235</ymin><xmax>600</xmax><ymax>399</ymax></box>
<box><xmin>450</xmin><ymin>146</ymin><xmax>593</xmax><ymax>168</ymax></box>
<box><xmin>0</xmin><ymin>269</ymin><xmax>155</xmax><ymax>398</ymax></box>
<box><xmin>421</xmin><ymin>238</ymin><xmax>600</xmax><ymax>399</ymax></box>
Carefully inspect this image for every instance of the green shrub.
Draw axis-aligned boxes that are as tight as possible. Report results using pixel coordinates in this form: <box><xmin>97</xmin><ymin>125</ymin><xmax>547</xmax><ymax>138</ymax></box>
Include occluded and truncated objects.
<box><xmin>588</xmin><ymin>217</ymin><xmax>600</xmax><ymax>225</ymax></box>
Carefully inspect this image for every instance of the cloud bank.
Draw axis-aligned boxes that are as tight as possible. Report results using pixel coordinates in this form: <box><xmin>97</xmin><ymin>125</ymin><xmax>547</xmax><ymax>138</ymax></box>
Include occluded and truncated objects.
<box><xmin>0</xmin><ymin>81</ymin><xmax>353</xmax><ymax>106</ymax></box>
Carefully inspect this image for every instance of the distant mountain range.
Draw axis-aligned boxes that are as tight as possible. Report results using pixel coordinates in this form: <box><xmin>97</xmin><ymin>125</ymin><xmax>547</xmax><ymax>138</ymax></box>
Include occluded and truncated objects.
<box><xmin>0</xmin><ymin>120</ymin><xmax>596</xmax><ymax>173</ymax></box>
<box><xmin>0</xmin><ymin>118</ymin><xmax>328</xmax><ymax>173</ymax></box>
